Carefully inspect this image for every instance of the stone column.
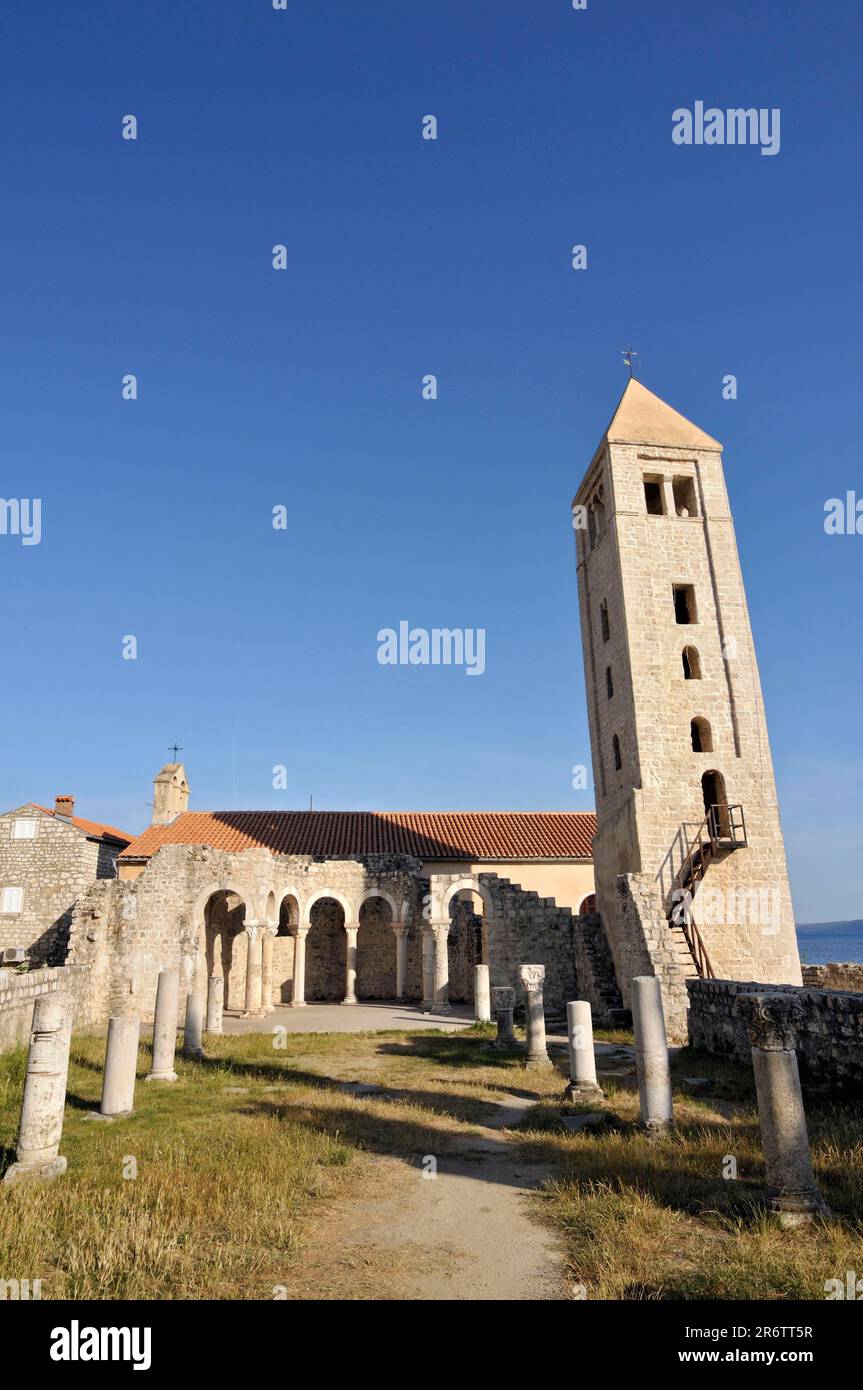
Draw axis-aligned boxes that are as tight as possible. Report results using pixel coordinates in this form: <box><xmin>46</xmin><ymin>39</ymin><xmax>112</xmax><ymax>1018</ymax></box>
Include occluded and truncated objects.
<box><xmin>432</xmin><ymin>920</ymin><xmax>451</xmax><ymax>1014</ymax></box>
<box><xmin>474</xmin><ymin>963</ymin><xmax>491</xmax><ymax>1023</ymax></box>
<box><xmin>243</xmin><ymin>924</ymin><xmax>264</xmax><ymax>1017</ymax></box>
<box><xmin>205</xmin><ymin>974</ymin><xmax>224</xmax><ymax>1034</ymax></box>
<box><xmin>3</xmin><ymin>992</ymin><xmax>73</xmax><ymax>1185</ymax></box>
<box><xmin>735</xmin><ymin>992</ymin><xmax>829</xmax><ymax>1226</ymax></box>
<box><xmin>183</xmin><ymin>988</ymin><xmax>204</xmax><ymax>1060</ymax></box>
<box><xmin>519</xmin><ymin>964</ymin><xmax>552</xmax><ymax>1070</ymax></box>
<box><xmin>631</xmin><ymin>975</ymin><xmax>673</xmax><ymax>1129</ymax></box>
<box><xmin>145</xmin><ymin>967</ymin><xmax>180</xmax><ymax>1082</ymax></box>
<box><xmin>421</xmin><ymin>925</ymin><xmax>435</xmax><ymax>1011</ymax></box>
<box><xmin>565</xmin><ymin>1000</ymin><xmax>603</xmax><ymax>1100</ymax></box>
<box><xmin>291</xmin><ymin>927</ymin><xmax>308</xmax><ymax>1006</ymax></box>
<box><xmin>100</xmin><ymin>1015</ymin><xmax>140</xmax><ymax>1117</ymax></box>
<box><xmin>342</xmin><ymin>925</ymin><xmax>358</xmax><ymax>1005</ymax></box>
<box><xmin>492</xmin><ymin>986</ymin><xmax>517</xmax><ymax>1048</ymax></box>
<box><xmin>393</xmin><ymin>924</ymin><xmax>409</xmax><ymax>1001</ymax></box>
<box><xmin>261</xmin><ymin>930</ymin><xmax>275</xmax><ymax>1015</ymax></box>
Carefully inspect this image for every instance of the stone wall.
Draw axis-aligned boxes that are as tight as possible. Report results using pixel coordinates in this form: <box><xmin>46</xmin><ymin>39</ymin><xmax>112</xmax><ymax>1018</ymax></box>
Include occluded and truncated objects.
<box><xmin>687</xmin><ymin>977</ymin><xmax>863</xmax><ymax>1086</ymax></box>
<box><xmin>0</xmin><ymin>807</ymin><xmax>123</xmax><ymax>966</ymax></box>
<box><xmin>802</xmin><ymin>963</ymin><xmax>863</xmax><ymax>993</ymax></box>
<box><xmin>0</xmin><ymin>963</ymin><xmax>100</xmax><ymax>1052</ymax></box>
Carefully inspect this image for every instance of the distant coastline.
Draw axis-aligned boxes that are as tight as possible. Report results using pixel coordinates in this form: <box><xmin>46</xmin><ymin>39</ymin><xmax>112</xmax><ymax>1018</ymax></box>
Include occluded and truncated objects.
<box><xmin>796</xmin><ymin>919</ymin><xmax>863</xmax><ymax>965</ymax></box>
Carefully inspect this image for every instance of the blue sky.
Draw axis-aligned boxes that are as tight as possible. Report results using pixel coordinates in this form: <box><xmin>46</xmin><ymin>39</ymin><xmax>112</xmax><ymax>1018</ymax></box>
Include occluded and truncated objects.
<box><xmin>1</xmin><ymin>0</ymin><xmax>860</xmax><ymax>922</ymax></box>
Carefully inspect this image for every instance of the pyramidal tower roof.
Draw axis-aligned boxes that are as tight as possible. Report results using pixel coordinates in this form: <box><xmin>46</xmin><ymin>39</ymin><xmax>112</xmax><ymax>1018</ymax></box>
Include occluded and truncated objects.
<box><xmin>601</xmin><ymin>379</ymin><xmax>722</xmax><ymax>452</ymax></box>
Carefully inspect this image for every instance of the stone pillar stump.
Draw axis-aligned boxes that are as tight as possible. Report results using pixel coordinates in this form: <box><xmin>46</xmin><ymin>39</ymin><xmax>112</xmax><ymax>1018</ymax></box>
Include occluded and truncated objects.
<box><xmin>519</xmin><ymin>964</ymin><xmax>552</xmax><ymax>1070</ymax></box>
<box><xmin>3</xmin><ymin>992</ymin><xmax>73</xmax><ymax>1185</ymax></box>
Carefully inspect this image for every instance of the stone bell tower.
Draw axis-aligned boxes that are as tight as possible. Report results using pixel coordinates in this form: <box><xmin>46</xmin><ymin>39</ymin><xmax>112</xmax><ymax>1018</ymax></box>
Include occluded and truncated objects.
<box><xmin>572</xmin><ymin>379</ymin><xmax>801</xmax><ymax>1037</ymax></box>
<box><xmin>152</xmin><ymin>762</ymin><xmax>189</xmax><ymax>826</ymax></box>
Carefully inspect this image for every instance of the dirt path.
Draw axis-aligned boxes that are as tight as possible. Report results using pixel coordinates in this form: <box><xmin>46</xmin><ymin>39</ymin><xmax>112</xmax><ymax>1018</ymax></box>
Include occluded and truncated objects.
<box><xmin>301</xmin><ymin>1092</ymin><xmax>567</xmax><ymax>1301</ymax></box>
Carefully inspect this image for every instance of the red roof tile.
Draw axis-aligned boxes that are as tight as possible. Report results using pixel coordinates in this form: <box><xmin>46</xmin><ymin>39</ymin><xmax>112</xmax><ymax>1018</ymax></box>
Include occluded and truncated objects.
<box><xmin>33</xmin><ymin>805</ymin><xmax>131</xmax><ymax>845</ymax></box>
<box><xmin>120</xmin><ymin>810</ymin><xmax>596</xmax><ymax>862</ymax></box>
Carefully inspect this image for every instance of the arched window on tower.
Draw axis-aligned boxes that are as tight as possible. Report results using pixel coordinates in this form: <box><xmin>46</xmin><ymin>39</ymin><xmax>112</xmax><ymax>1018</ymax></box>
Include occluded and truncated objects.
<box><xmin>682</xmin><ymin>646</ymin><xmax>701</xmax><ymax>680</ymax></box>
<box><xmin>690</xmin><ymin>717</ymin><xmax>713</xmax><ymax>753</ymax></box>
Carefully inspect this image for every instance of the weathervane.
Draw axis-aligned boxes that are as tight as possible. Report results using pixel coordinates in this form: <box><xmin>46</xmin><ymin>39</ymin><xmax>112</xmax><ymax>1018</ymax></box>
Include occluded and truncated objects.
<box><xmin>621</xmin><ymin>345</ymin><xmax>639</xmax><ymax>379</ymax></box>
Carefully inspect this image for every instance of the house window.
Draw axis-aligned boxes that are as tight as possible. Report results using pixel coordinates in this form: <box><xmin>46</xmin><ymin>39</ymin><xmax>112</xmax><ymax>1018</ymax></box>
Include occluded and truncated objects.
<box><xmin>12</xmin><ymin>819</ymin><xmax>36</xmax><ymax>839</ymax></box>
<box><xmin>600</xmin><ymin>600</ymin><xmax>610</xmax><ymax>643</ymax></box>
<box><xmin>643</xmin><ymin>476</ymin><xmax>665</xmax><ymax>515</ymax></box>
<box><xmin>691</xmin><ymin>717</ymin><xmax>713</xmax><ymax>753</ymax></box>
<box><xmin>606</xmin><ymin>666</ymin><xmax>614</xmax><ymax>699</ymax></box>
<box><xmin>672</xmin><ymin>476</ymin><xmax>698</xmax><ymax>517</ymax></box>
<box><xmin>673</xmin><ymin>584</ymin><xmax>697</xmax><ymax>624</ymax></box>
<box><xmin>682</xmin><ymin>646</ymin><xmax>701</xmax><ymax>680</ymax></box>
<box><xmin>1</xmin><ymin>887</ymin><xmax>23</xmax><ymax>914</ymax></box>
<box><xmin>613</xmin><ymin>734</ymin><xmax>622</xmax><ymax>770</ymax></box>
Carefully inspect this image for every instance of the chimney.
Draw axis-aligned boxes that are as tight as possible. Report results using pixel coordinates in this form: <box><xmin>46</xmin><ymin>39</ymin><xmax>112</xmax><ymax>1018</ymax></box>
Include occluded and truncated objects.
<box><xmin>54</xmin><ymin>795</ymin><xmax>75</xmax><ymax>820</ymax></box>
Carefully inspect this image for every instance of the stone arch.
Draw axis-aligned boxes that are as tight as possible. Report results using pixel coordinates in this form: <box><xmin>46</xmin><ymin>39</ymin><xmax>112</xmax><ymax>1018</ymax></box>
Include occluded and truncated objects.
<box><xmin>357</xmin><ymin>893</ymin><xmax>397</xmax><ymax>1000</ymax></box>
<box><xmin>201</xmin><ymin>887</ymin><xmax>248</xmax><ymax>1011</ymax></box>
<box><xmin>264</xmin><ymin>890</ymin><xmax>277</xmax><ymax>927</ymax></box>
<box><xmin>305</xmin><ymin>895</ymin><xmax>347</xmax><ymax>1001</ymax></box>
<box><xmin>274</xmin><ymin>892</ymin><xmax>301</xmax><ymax>1003</ymax></box>
<box><xmin>435</xmin><ymin>876</ymin><xmax>494</xmax><ymax>921</ymax></box>
<box><xmin>303</xmin><ymin>888</ymin><xmax>354</xmax><ymax>927</ymax></box>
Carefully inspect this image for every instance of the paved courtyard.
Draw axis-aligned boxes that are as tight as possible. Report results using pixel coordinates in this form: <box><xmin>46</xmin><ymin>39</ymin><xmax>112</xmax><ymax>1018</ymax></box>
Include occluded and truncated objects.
<box><xmin>222</xmin><ymin>1001</ymin><xmax>475</xmax><ymax>1034</ymax></box>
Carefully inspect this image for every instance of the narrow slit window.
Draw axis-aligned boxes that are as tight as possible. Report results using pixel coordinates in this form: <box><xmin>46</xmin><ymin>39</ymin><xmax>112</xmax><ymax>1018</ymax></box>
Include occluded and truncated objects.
<box><xmin>690</xmin><ymin>717</ymin><xmax>713</xmax><ymax>753</ymax></box>
<box><xmin>613</xmin><ymin>734</ymin><xmax>622</xmax><ymax>770</ymax></box>
<box><xmin>673</xmin><ymin>584</ymin><xmax>696</xmax><ymax>625</ymax></box>
<box><xmin>606</xmin><ymin>666</ymin><xmax>614</xmax><ymax>699</ymax></box>
<box><xmin>682</xmin><ymin>646</ymin><xmax>701</xmax><ymax>679</ymax></box>
<box><xmin>600</xmin><ymin>600</ymin><xmax>610</xmax><ymax>643</ymax></box>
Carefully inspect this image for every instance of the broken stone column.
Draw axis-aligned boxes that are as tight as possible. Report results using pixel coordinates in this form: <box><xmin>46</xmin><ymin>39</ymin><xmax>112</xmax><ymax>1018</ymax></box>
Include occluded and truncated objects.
<box><xmin>145</xmin><ymin>967</ymin><xmax>180</xmax><ymax>1082</ymax></box>
<box><xmin>432</xmin><ymin>920</ymin><xmax>451</xmax><ymax>1014</ymax></box>
<box><xmin>394</xmin><ymin>924</ymin><xmax>408</xmax><ymax>1001</ymax></box>
<box><xmin>631</xmin><ymin>975</ymin><xmax>673</xmax><ymax>1129</ymax></box>
<box><xmin>342</xmin><ymin>925</ymin><xmax>359</xmax><ymax>1004</ymax></box>
<box><xmin>3</xmin><ymin>992</ymin><xmax>73</xmax><ymax>1185</ymax></box>
<box><xmin>183</xmin><ymin>987</ymin><xmax>204</xmax><ymax>1060</ymax></box>
<box><xmin>492</xmin><ymin>986</ymin><xmax>517</xmax><ymax>1048</ymax></box>
<box><xmin>519</xmin><ymin>965</ymin><xmax>552</xmax><ymax>1070</ymax></box>
<box><xmin>474</xmin><ymin>963</ymin><xmax>491</xmax><ymax>1023</ymax></box>
<box><xmin>735</xmin><ymin>992</ymin><xmax>829</xmax><ymax>1226</ymax></box>
<box><xmin>100</xmin><ymin>1015</ymin><xmax>140</xmax><ymax>1117</ymax></box>
<box><xmin>205</xmin><ymin>974</ymin><xmax>224</xmax><ymax>1034</ymax></box>
<box><xmin>421</xmin><ymin>925</ymin><xmax>435</xmax><ymax>1011</ymax></box>
<box><xmin>565</xmin><ymin>1000</ymin><xmax>603</xmax><ymax>1101</ymax></box>
<box><xmin>243</xmin><ymin>924</ymin><xmax>264</xmax><ymax>1016</ymax></box>
<box><xmin>290</xmin><ymin>927</ymin><xmax>308</xmax><ymax>1007</ymax></box>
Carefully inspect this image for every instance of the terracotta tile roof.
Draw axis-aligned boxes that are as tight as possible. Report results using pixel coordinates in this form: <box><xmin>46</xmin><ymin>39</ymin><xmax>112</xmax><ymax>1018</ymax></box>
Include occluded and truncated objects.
<box><xmin>120</xmin><ymin>810</ymin><xmax>596</xmax><ymax>862</ymax></box>
<box><xmin>33</xmin><ymin>805</ymin><xmax>131</xmax><ymax>846</ymax></box>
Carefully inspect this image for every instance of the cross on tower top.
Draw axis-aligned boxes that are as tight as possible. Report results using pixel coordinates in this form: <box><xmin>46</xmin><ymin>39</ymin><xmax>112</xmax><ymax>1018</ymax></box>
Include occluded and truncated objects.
<box><xmin>621</xmin><ymin>345</ymin><xmax>639</xmax><ymax>379</ymax></box>
<box><xmin>168</xmin><ymin>742</ymin><xmax>183</xmax><ymax>763</ymax></box>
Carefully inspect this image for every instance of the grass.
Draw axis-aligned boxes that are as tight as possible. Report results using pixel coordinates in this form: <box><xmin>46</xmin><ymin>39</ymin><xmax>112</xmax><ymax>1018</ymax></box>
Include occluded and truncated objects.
<box><xmin>1</xmin><ymin>1026</ymin><xmax>861</xmax><ymax>1300</ymax></box>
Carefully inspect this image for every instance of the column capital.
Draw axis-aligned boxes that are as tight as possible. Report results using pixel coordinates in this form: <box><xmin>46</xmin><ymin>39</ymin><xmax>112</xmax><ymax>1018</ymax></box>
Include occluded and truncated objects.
<box><xmin>344</xmin><ymin>922</ymin><xmax>359</xmax><ymax>938</ymax></box>
<box><xmin>519</xmin><ymin>963</ymin><xmax>545</xmax><ymax>993</ymax></box>
<box><xmin>735</xmin><ymin>992</ymin><xmax>803</xmax><ymax>1052</ymax></box>
<box><xmin>492</xmin><ymin>985</ymin><xmax>516</xmax><ymax>1011</ymax></box>
<box><xmin>391</xmin><ymin>921</ymin><xmax>408</xmax><ymax>937</ymax></box>
<box><xmin>291</xmin><ymin>924</ymin><xmax>309</xmax><ymax>939</ymax></box>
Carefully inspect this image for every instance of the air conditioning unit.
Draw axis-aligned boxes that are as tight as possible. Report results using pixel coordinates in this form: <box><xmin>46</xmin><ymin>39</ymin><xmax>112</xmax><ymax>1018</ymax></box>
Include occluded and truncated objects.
<box><xmin>2</xmin><ymin>947</ymin><xmax>27</xmax><ymax>965</ymax></box>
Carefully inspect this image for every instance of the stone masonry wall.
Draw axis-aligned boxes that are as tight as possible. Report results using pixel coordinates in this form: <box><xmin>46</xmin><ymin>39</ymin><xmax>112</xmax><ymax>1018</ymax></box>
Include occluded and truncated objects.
<box><xmin>801</xmin><ymin>963</ymin><xmax>863</xmax><ymax>993</ymax></box>
<box><xmin>0</xmin><ymin>962</ymin><xmax>100</xmax><ymax>1052</ymax></box>
<box><xmin>687</xmin><ymin>977</ymin><xmax>863</xmax><ymax>1087</ymax></box>
<box><xmin>0</xmin><ymin>807</ymin><xmax>122</xmax><ymax>967</ymax></box>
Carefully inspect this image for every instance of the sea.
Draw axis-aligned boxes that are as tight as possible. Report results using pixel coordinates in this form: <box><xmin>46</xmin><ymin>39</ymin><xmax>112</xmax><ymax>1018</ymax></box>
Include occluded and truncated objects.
<box><xmin>795</xmin><ymin>920</ymin><xmax>863</xmax><ymax>966</ymax></box>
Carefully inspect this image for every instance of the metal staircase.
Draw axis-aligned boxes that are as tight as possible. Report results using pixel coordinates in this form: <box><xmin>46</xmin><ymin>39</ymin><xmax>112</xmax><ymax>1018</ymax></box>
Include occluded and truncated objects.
<box><xmin>665</xmin><ymin>803</ymin><xmax>747</xmax><ymax>978</ymax></box>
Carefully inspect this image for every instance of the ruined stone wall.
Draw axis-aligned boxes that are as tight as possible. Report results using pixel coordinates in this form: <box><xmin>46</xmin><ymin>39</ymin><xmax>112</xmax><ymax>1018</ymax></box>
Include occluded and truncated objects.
<box><xmin>687</xmin><ymin>977</ymin><xmax>863</xmax><ymax>1086</ymax></box>
<box><xmin>0</xmin><ymin>963</ymin><xmax>100</xmax><ymax>1052</ymax></box>
<box><xmin>801</xmin><ymin>963</ymin><xmax>863</xmax><ymax>992</ymax></box>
